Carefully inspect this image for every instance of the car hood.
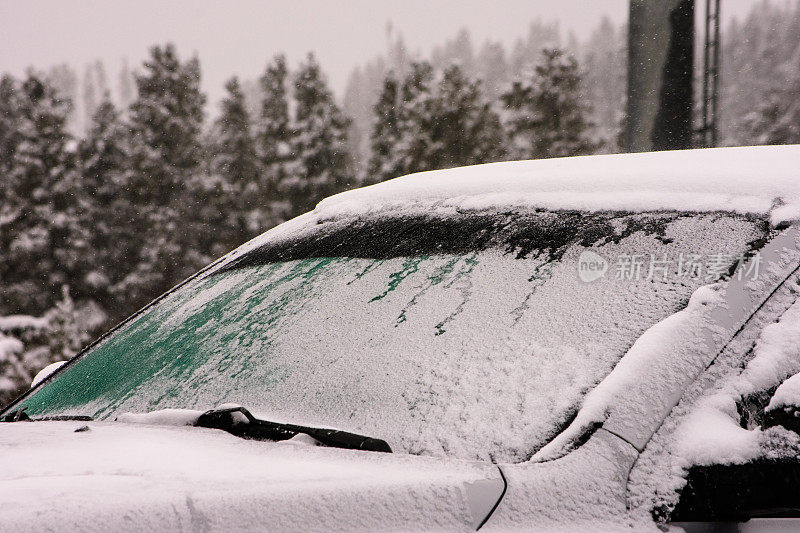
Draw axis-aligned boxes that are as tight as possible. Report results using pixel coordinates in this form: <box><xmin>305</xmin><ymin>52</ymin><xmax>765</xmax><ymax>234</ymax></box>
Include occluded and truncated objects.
<box><xmin>0</xmin><ymin>421</ymin><xmax>505</xmax><ymax>532</ymax></box>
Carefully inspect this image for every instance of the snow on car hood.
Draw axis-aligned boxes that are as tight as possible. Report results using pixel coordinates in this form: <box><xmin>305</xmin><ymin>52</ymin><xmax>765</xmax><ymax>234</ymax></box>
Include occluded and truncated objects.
<box><xmin>0</xmin><ymin>421</ymin><xmax>503</xmax><ymax>532</ymax></box>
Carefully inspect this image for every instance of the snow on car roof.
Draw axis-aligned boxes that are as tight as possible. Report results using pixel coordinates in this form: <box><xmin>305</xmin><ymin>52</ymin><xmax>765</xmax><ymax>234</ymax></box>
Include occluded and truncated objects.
<box><xmin>317</xmin><ymin>145</ymin><xmax>800</xmax><ymax>225</ymax></box>
<box><xmin>215</xmin><ymin>145</ymin><xmax>800</xmax><ymax>275</ymax></box>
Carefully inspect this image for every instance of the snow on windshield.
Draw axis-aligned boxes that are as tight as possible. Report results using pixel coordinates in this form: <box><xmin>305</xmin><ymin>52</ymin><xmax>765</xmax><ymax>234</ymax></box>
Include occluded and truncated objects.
<box><xmin>18</xmin><ymin>211</ymin><xmax>768</xmax><ymax>462</ymax></box>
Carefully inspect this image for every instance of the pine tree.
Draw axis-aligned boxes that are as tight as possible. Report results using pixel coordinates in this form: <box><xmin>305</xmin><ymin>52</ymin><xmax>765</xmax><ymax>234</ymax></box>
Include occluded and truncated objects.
<box><xmin>286</xmin><ymin>53</ymin><xmax>353</xmax><ymax>216</ymax></box>
<box><xmin>720</xmin><ymin>2</ymin><xmax>800</xmax><ymax>144</ymax></box>
<box><xmin>213</xmin><ymin>77</ymin><xmax>258</xmax><ymax>189</ymax></box>
<box><xmin>77</xmin><ymin>99</ymin><xmax>137</xmax><ymax>318</ymax></box>
<box><xmin>256</xmin><ymin>55</ymin><xmax>290</xmax><ymax>172</ymax></box>
<box><xmin>0</xmin><ymin>75</ymin><xmax>21</xmax><ymax>178</ymax></box>
<box><xmin>93</xmin><ymin>60</ymin><xmax>108</xmax><ymax>99</ymax></box>
<box><xmin>580</xmin><ymin>17</ymin><xmax>626</xmax><ymax>151</ymax></box>
<box><xmin>476</xmin><ymin>41</ymin><xmax>510</xmax><ymax>99</ymax></box>
<box><xmin>366</xmin><ymin>71</ymin><xmax>403</xmax><ymax>182</ymax></box>
<box><xmin>431</xmin><ymin>28</ymin><xmax>475</xmax><ymax>75</ymax></box>
<box><xmin>508</xmin><ymin>20</ymin><xmax>562</xmax><ymax>74</ymax></box>
<box><xmin>396</xmin><ymin>61</ymin><xmax>435</xmax><ymax>175</ymax></box>
<box><xmin>124</xmin><ymin>44</ymin><xmax>207</xmax><ymax>305</ymax></box>
<box><xmin>42</xmin><ymin>285</ymin><xmax>99</xmax><ymax>362</ymax></box>
<box><xmin>342</xmin><ymin>65</ymin><xmax>369</xmax><ymax>176</ymax></box>
<box><xmin>368</xmin><ymin>62</ymin><xmax>504</xmax><ymax>181</ymax></box>
<box><xmin>209</xmin><ymin>76</ymin><xmax>259</xmax><ymax>248</ymax></box>
<box><xmin>0</xmin><ymin>75</ymin><xmax>22</xmax><ymax>314</ymax></box>
<box><xmin>255</xmin><ymin>55</ymin><xmax>291</xmax><ymax>223</ymax></box>
<box><xmin>741</xmin><ymin>77</ymin><xmax>800</xmax><ymax>145</ymax></box>
<box><xmin>501</xmin><ymin>48</ymin><xmax>598</xmax><ymax>159</ymax></box>
<box><xmin>82</xmin><ymin>63</ymin><xmax>97</xmax><ymax>134</ymax></box>
<box><xmin>129</xmin><ymin>44</ymin><xmax>205</xmax><ymax>201</ymax></box>
<box><xmin>80</xmin><ymin>100</ymin><xmax>129</xmax><ymax>205</ymax></box>
<box><xmin>427</xmin><ymin>64</ymin><xmax>505</xmax><ymax>169</ymax></box>
<box><xmin>118</xmin><ymin>58</ymin><xmax>135</xmax><ymax>111</ymax></box>
<box><xmin>45</xmin><ymin>64</ymin><xmax>79</xmax><ymax>134</ymax></box>
<box><xmin>342</xmin><ymin>31</ymin><xmax>411</xmax><ymax>177</ymax></box>
<box><xmin>1</xmin><ymin>74</ymin><xmax>80</xmax><ymax>316</ymax></box>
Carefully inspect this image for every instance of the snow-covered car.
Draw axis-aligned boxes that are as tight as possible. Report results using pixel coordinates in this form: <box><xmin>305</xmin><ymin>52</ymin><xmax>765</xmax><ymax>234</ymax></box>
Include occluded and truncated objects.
<box><xmin>3</xmin><ymin>145</ymin><xmax>800</xmax><ymax>531</ymax></box>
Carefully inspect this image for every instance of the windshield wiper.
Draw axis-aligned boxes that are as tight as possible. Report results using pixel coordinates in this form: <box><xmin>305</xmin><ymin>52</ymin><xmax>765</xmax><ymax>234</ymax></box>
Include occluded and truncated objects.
<box><xmin>0</xmin><ymin>409</ymin><xmax>93</xmax><ymax>423</ymax></box>
<box><xmin>194</xmin><ymin>406</ymin><xmax>392</xmax><ymax>453</ymax></box>
<box><xmin>1</xmin><ymin>405</ymin><xmax>391</xmax><ymax>453</ymax></box>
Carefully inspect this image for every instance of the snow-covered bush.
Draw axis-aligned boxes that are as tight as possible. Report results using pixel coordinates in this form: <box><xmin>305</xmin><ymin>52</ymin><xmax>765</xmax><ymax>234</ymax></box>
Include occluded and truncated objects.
<box><xmin>0</xmin><ymin>285</ymin><xmax>104</xmax><ymax>407</ymax></box>
<box><xmin>0</xmin><ymin>315</ymin><xmax>49</xmax><ymax>406</ymax></box>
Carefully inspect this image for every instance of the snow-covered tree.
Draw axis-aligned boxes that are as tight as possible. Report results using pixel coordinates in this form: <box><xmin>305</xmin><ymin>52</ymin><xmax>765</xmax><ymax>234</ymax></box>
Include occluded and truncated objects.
<box><xmin>0</xmin><ymin>75</ymin><xmax>21</xmax><ymax>178</ymax></box>
<box><xmin>395</xmin><ymin>61</ymin><xmax>436</xmax><ymax>175</ymax></box>
<box><xmin>45</xmin><ymin>64</ymin><xmax>79</xmax><ymax>134</ymax></box>
<box><xmin>720</xmin><ymin>1</ymin><xmax>800</xmax><ymax>144</ymax></box>
<box><xmin>123</xmin><ymin>44</ymin><xmax>207</xmax><ymax>304</ymax></box>
<box><xmin>82</xmin><ymin>64</ymin><xmax>97</xmax><ymax>134</ymax></box>
<box><xmin>0</xmin><ymin>315</ymin><xmax>49</xmax><ymax>406</ymax></box>
<box><xmin>43</xmin><ymin>285</ymin><xmax>101</xmax><ymax>362</ymax></box>
<box><xmin>741</xmin><ymin>77</ymin><xmax>800</xmax><ymax>145</ymax></box>
<box><xmin>0</xmin><ymin>286</ymin><xmax>104</xmax><ymax>407</ymax></box>
<box><xmin>206</xmin><ymin>76</ymin><xmax>259</xmax><ymax>248</ymax></box>
<box><xmin>431</xmin><ymin>28</ymin><xmax>475</xmax><ymax>75</ymax></box>
<box><xmin>0</xmin><ymin>76</ymin><xmax>22</xmax><ymax>264</ymax></box>
<box><xmin>117</xmin><ymin>58</ymin><xmax>135</xmax><ymax>111</ymax></box>
<box><xmin>76</xmin><ymin>99</ymin><xmax>139</xmax><ymax>318</ymax></box>
<box><xmin>80</xmin><ymin>100</ymin><xmax>129</xmax><ymax>208</ymax></box>
<box><xmin>93</xmin><ymin>60</ymin><xmax>108</xmax><ymax>100</ymax></box>
<box><xmin>508</xmin><ymin>20</ymin><xmax>562</xmax><ymax>74</ymax></box>
<box><xmin>213</xmin><ymin>77</ymin><xmax>258</xmax><ymax>189</ymax></box>
<box><xmin>256</xmin><ymin>55</ymin><xmax>290</xmax><ymax>175</ymax></box>
<box><xmin>501</xmin><ymin>48</ymin><xmax>598</xmax><ymax>159</ymax></box>
<box><xmin>366</xmin><ymin>72</ymin><xmax>403</xmax><ymax>183</ymax></box>
<box><xmin>286</xmin><ymin>53</ymin><xmax>353</xmax><ymax>216</ymax></box>
<box><xmin>1</xmin><ymin>74</ymin><xmax>80</xmax><ymax>316</ymax></box>
<box><xmin>580</xmin><ymin>17</ymin><xmax>626</xmax><ymax>151</ymax></box>
<box><xmin>426</xmin><ymin>64</ymin><xmax>505</xmax><ymax>169</ymax></box>
<box><xmin>476</xmin><ymin>40</ymin><xmax>510</xmax><ymax>100</ymax></box>
<box><xmin>367</xmin><ymin>62</ymin><xmax>503</xmax><ymax>181</ymax></box>
<box><xmin>254</xmin><ymin>55</ymin><xmax>292</xmax><ymax>223</ymax></box>
<box><xmin>128</xmin><ymin>44</ymin><xmax>205</xmax><ymax>202</ymax></box>
<box><xmin>342</xmin><ymin>32</ymin><xmax>410</xmax><ymax>175</ymax></box>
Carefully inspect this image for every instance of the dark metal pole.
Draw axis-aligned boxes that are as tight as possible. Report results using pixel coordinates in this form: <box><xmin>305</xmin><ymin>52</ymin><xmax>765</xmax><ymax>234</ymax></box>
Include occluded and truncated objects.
<box><xmin>711</xmin><ymin>0</ymin><xmax>721</xmax><ymax>147</ymax></box>
<box><xmin>700</xmin><ymin>0</ymin><xmax>721</xmax><ymax>148</ymax></box>
<box><xmin>702</xmin><ymin>0</ymin><xmax>711</xmax><ymax>146</ymax></box>
<box><xmin>626</xmin><ymin>0</ymin><xmax>695</xmax><ymax>152</ymax></box>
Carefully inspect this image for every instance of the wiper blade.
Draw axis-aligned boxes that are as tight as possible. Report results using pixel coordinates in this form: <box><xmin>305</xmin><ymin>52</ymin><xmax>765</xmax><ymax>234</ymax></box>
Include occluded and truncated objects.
<box><xmin>0</xmin><ymin>409</ymin><xmax>93</xmax><ymax>423</ymax></box>
<box><xmin>195</xmin><ymin>406</ymin><xmax>392</xmax><ymax>453</ymax></box>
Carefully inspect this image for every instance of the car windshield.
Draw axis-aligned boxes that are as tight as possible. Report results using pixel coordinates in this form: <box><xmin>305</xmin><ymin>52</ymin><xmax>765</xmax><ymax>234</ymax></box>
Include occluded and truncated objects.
<box><xmin>12</xmin><ymin>210</ymin><xmax>769</xmax><ymax>462</ymax></box>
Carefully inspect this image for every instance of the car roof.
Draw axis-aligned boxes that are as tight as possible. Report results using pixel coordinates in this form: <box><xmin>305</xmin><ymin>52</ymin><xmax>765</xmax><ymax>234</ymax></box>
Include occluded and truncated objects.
<box><xmin>317</xmin><ymin>145</ymin><xmax>800</xmax><ymax>226</ymax></box>
<box><xmin>215</xmin><ymin>145</ymin><xmax>799</xmax><ymax>274</ymax></box>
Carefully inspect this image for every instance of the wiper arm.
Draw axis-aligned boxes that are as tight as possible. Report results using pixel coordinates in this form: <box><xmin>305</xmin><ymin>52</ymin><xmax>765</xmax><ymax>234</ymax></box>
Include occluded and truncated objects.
<box><xmin>195</xmin><ymin>406</ymin><xmax>392</xmax><ymax>453</ymax></box>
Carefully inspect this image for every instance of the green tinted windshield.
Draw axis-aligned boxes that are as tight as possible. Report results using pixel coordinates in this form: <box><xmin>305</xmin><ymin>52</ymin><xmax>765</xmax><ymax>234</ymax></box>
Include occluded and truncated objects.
<box><xmin>13</xmin><ymin>211</ymin><xmax>769</xmax><ymax>461</ymax></box>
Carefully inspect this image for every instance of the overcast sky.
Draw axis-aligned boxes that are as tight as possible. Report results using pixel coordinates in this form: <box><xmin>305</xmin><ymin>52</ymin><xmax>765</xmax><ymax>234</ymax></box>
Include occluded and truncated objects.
<box><xmin>0</xmin><ymin>0</ymin><xmax>759</xmax><ymax>106</ymax></box>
